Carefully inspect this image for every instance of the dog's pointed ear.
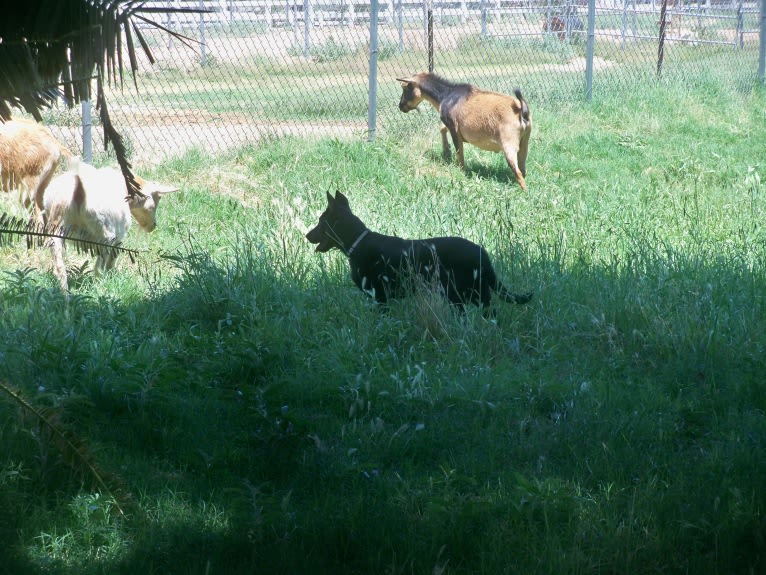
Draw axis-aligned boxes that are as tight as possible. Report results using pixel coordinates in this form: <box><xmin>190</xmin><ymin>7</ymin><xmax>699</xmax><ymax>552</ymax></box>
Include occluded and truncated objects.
<box><xmin>326</xmin><ymin>190</ymin><xmax>335</xmax><ymax>206</ymax></box>
<box><xmin>335</xmin><ymin>191</ymin><xmax>350</xmax><ymax>207</ymax></box>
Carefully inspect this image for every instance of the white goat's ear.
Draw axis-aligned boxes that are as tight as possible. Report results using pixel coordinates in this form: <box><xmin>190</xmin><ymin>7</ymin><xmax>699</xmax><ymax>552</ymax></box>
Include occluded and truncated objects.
<box><xmin>147</xmin><ymin>183</ymin><xmax>179</xmax><ymax>196</ymax></box>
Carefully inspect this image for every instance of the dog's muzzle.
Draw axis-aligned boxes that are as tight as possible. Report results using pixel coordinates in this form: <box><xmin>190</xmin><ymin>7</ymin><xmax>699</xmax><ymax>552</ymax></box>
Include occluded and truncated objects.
<box><xmin>306</xmin><ymin>228</ymin><xmax>332</xmax><ymax>253</ymax></box>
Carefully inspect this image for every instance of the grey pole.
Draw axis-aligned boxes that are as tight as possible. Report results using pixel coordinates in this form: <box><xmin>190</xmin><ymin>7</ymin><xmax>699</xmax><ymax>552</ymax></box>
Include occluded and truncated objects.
<box><xmin>81</xmin><ymin>100</ymin><xmax>92</xmax><ymax>164</ymax></box>
<box><xmin>199</xmin><ymin>0</ymin><xmax>207</xmax><ymax>66</ymax></box>
<box><xmin>585</xmin><ymin>0</ymin><xmax>596</xmax><ymax>100</ymax></box>
<box><xmin>304</xmin><ymin>0</ymin><xmax>313</xmax><ymax>58</ymax></box>
<box><xmin>368</xmin><ymin>0</ymin><xmax>380</xmax><ymax>141</ymax></box>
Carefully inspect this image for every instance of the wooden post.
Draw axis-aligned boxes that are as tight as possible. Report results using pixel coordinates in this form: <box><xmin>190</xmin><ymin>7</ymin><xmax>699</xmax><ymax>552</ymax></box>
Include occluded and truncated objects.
<box><xmin>657</xmin><ymin>0</ymin><xmax>668</xmax><ymax>77</ymax></box>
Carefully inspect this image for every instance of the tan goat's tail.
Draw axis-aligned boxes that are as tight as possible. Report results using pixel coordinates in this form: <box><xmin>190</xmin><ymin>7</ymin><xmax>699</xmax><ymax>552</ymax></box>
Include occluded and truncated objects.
<box><xmin>59</xmin><ymin>144</ymin><xmax>74</xmax><ymax>161</ymax></box>
<box><xmin>514</xmin><ymin>89</ymin><xmax>530</xmax><ymax>124</ymax></box>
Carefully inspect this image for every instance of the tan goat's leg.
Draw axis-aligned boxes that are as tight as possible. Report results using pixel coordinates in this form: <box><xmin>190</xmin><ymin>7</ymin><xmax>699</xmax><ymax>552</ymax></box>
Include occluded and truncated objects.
<box><xmin>27</xmin><ymin>173</ymin><xmax>53</xmax><ymax>233</ymax></box>
<box><xmin>518</xmin><ymin>130</ymin><xmax>531</xmax><ymax>178</ymax></box>
<box><xmin>502</xmin><ymin>140</ymin><xmax>527</xmax><ymax>191</ymax></box>
<box><xmin>455</xmin><ymin>139</ymin><xmax>465</xmax><ymax>169</ymax></box>
<box><xmin>33</xmin><ymin>167</ymin><xmax>56</xmax><ymax>214</ymax></box>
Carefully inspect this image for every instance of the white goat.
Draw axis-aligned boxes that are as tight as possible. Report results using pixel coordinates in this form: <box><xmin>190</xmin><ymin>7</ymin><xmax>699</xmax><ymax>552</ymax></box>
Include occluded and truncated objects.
<box><xmin>43</xmin><ymin>159</ymin><xmax>178</xmax><ymax>291</ymax></box>
<box><xmin>0</xmin><ymin>119</ymin><xmax>70</xmax><ymax>212</ymax></box>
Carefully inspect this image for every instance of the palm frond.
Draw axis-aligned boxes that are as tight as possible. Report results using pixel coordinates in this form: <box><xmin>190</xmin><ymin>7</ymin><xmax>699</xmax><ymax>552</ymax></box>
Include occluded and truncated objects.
<box><xmin>0</xmin><ymin>212</ymin><xmax>140</xmax><ymax>263</ymax></box>
<box><xmin>0</xmin><ymin>1</ymin><xmax>208</xmax><ymax>196</ymax></box>
<box><xmin>0</xmin><ymin>380</ymin><xmax>132</xmax><ymax>517</ymax></box>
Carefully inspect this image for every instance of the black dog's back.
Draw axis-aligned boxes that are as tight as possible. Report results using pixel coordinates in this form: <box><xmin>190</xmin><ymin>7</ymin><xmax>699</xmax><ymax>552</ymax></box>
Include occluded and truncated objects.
<box><xmin>343</xmin><ymin>233</ymin><xmax>528</xmax><ymax>308</ymax></box>
<box><xmin>305</xmin><ymin>191</ymin><xmax>531</xmax><ymax>309</ymax></box>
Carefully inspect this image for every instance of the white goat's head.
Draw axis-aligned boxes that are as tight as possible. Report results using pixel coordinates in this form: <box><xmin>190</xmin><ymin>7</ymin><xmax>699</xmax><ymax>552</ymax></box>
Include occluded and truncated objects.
<box><xmin>128</xmin><ymin>176</ymin><xmax>179</xmax><ymax>232</ymax></box>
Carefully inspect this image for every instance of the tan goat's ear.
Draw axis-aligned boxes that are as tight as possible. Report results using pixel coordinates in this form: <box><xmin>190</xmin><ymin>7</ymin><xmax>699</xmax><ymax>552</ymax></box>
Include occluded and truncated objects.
<box><xmin>396</xmin><ymin>77</ymin><xmax>411</xmax><ymax>85</ymax></box>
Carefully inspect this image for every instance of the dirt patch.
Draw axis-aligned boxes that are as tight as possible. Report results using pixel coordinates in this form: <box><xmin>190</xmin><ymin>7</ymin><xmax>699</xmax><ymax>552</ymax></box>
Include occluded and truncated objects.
<box><xmin>49</xmin><ymin>119</ymin><xmax>365</xmax><ymax>169</ymax></box>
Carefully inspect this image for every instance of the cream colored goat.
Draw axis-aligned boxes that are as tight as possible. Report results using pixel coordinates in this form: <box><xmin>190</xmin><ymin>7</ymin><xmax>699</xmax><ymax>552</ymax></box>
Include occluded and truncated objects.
<box><xmin>43</xmin><ymin>159</ymin><xmax>178</xmax><ymax>291</ymax></box>
<box><xmin>0</xmin><ymin>119</ymin><xmax>70</xmax><ymax>211</ymax></box>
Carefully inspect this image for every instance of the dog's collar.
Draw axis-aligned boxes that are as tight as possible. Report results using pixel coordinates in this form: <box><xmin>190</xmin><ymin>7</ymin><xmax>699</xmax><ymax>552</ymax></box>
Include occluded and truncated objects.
<box><xmin>347</xmin><ymin>229</ymin><xmax>369</xmax><ymax>256</ymax></box>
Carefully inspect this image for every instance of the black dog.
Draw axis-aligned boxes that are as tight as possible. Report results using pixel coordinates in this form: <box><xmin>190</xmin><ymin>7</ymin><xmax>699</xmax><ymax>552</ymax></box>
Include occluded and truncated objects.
<box><xmin>305</xmin><ymin>191</ymin><xmax>531</xmax><ymax>309</ymax></box>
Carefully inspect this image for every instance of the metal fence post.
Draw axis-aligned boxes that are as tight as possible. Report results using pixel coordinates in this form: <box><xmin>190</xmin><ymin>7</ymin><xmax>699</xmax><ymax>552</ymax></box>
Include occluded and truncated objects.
<box><xmin>427</xmin><ymin>0</ymin><xmax>434</xmax><ymax>72</ymax></box>
<box><xmin>621</xmin><ymin>0</ymin><xmax>627</xmax><ymax>49</ymax></box>
<box><xmin>81</xmin><ymin>99</ymin><xmax>92</xmax><ymax>164</ymax></box>
<box><xmin>368</xmin><ymin>0</ymin><xmax>379</xmax><ymax>141</ymax></box>
<box><xmin>199</xmin><ymin>0</ymin><xmax>207</xmax><ymax>66</ymax></box>
<box><xmin>166</xmin><ymin>0</ymin><xmax>175</xmax><ymax>49</ymax></box>
<box><xmin>304</xmin><ymin>0</ymin><xmax>313</xmax><ymax>58</ymax></box>
<box><xmin>585</xmin><ymin>0</ymin><xmax>596</xmax><ymax>100</ymax></box>
<box><xmin>736</xmin><ymin>0</ymin><xmax>744</xmax><ymax>49</ymax></box>
<box><xmin>290</xmin><ymin>3</ymin><xmax>300</xmax><ymax>47</ymax></box>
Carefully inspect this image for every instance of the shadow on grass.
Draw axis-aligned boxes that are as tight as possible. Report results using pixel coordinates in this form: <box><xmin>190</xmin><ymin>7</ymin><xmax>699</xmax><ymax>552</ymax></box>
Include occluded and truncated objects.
<box><xmin>2</xmin><ymin>239</ymin><xmax>766</xmax><ymax>574</ymax></box>
<box><xmin>424</xmin><ymin>147</ymin><xmax>522</xmax><ymax>187</ymax></box>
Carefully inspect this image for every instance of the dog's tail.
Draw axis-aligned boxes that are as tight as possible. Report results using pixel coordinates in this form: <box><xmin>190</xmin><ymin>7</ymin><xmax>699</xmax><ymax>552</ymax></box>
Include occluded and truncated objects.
<box><xmin>495</xmin><ymin>281</ymin><xmax>533</xmax><ymax>305</ymax></box>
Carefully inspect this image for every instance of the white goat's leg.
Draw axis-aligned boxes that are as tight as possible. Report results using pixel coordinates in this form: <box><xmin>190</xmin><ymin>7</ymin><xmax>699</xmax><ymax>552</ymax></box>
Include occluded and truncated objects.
<box><xmin>96</xmin><ymin>252</ymin><xmax>118</xmax><ymax>274</ymax></box>
<box><xmin>50</xmin><ymin>237</ymin><xmax>69</xmax><ymax>291</ymax></box>
<box><xmin>95</xmin><ymin>232</ymin><xmax>119</xmax><ymax>275</ymax></box>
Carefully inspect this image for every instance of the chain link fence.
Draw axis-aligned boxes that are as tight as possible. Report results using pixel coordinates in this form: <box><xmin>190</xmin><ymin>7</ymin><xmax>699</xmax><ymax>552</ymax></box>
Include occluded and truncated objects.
<box><xmin>41</xmin><ymin>0</ymin><xmax>765</xmax><ymax>166</ymax></box>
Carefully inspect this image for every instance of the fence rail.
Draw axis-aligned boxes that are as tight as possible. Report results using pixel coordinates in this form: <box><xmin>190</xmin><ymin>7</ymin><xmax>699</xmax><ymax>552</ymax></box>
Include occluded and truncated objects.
<box><xmin>152</xmin><ymin>0</ymin><xmax>762</xmax><ymax>52</ymax></box>
<box><xmin>152</xmin><ymin>0</ymin><xmax>758</xmax><ymax>25</ymax></box>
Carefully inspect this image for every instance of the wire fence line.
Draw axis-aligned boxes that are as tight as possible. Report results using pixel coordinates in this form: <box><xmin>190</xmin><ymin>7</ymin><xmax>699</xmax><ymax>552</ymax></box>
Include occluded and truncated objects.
<box><xmin>41</xmin><ymin>0</ymin><xmax>765</xmax><ymax>167</ymax></box>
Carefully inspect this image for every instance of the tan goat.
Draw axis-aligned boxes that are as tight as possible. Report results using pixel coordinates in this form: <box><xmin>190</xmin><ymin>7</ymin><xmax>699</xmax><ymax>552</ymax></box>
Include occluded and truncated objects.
<box><xmin>0</xmin><ymin>119</ymin><xmax>70</xmax><ymax>212</ymax></box>
<box><xmin>397</xmin><ymin>73</ymin><xmax>532</xmax><ymax>191</ymax></box>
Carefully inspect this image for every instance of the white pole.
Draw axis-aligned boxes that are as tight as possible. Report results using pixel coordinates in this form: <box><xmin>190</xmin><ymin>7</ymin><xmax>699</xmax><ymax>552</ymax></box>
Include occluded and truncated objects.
<box><xmin>81</xmin><ymin>100</ymin><xmax>92</xmax><ymax>164</ymax></box>
<box><xmin>368</xmin><ymin>0</ymin><xmax>380</xmax><ymax>141</ymax></box>
<box><xmin>585</xmin><ymin>0</ymin><xmax>596</xmax><ymax>100</ymax></box>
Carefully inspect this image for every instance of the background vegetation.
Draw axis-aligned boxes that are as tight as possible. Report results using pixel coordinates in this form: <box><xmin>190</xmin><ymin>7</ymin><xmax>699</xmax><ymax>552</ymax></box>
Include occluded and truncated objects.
<box><xmin>1</xmin><ymin>77</ymin><xmax>765</xmax><ymax>574</ymax></box>
<box><xmin>44</xmin><ymin>5</ymin><xmax>762</xmax><ymax>167</ymax></box>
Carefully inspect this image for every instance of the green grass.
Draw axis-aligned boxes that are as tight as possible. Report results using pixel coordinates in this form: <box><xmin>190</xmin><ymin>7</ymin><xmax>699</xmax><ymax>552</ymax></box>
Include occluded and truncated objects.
<box><xmin>1</xmin><ymin>80</ymin><xmax>766</xmax><ymax>574</ymax></box>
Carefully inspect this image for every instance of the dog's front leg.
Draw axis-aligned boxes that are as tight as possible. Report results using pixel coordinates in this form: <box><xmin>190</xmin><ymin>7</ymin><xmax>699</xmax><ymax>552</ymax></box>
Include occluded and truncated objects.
<box><xmin>352</xmin><ymin>264</ymin><xmax>386</xmax><ymax>304</ymax></box>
